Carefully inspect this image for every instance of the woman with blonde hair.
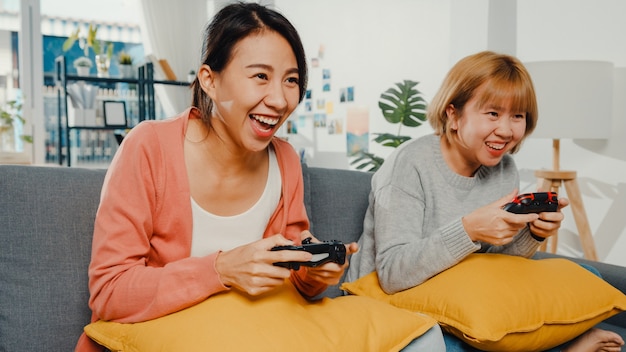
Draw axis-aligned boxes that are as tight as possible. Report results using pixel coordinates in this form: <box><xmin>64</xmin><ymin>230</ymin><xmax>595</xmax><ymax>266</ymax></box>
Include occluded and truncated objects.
<box><xmin>347</xmin><ymin>51</ymin><xmax>623</xmax><ymax>352</ymax></box>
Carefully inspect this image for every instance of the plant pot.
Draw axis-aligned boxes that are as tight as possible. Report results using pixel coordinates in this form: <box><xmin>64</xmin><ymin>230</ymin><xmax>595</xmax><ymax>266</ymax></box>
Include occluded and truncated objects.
<box><xmin>76</xmin><ymin>66</ymin><xmax>91</xmax><ymax>76</ymax></box>
<box><xmin>95</xmin><ymin>54</ymin><xmax>110</xmax><ymax>77</ymax></box>
<box><xmin>119</xmin><ymin>64</ymin><xmax>134</xmax><ymax>78</ymax></box>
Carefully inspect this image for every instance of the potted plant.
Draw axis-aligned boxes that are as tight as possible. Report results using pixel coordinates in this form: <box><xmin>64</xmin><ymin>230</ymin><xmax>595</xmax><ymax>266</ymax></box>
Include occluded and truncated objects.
<box><xmin>73</xmin><ymin>56</ymin><xmax>93</xmax><ymax>76</ymax></box>
<box><xmin>63</xmin><ymin>24</ymin><xmax>101</xmax><ymax>75</ymax></box>
<box><xmin>0</xmin><ymin>100</ymin><xmax>32</xmax><ymax>153</ymax></box>
<box><xmin>117</xmin><ymin>51</ymin><xmax>134</xmax><ymax>78</ymax></box>
<box><xmin>350</xmin><ymin>80</ymin><xmax>428</xmax><ymax>171</ymax></box>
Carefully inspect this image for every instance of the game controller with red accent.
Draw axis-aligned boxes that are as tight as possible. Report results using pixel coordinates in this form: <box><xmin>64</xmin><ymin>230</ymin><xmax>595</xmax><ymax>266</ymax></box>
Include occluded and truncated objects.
<box><xmin>503</xmin><ymin>192</ymin><xmax>558</xmax><ymax>214</ymax></box>
<box><xmin>271</xmin><ymin>238</ymin><xmax>346</xmax><ymax>270</ymax></box>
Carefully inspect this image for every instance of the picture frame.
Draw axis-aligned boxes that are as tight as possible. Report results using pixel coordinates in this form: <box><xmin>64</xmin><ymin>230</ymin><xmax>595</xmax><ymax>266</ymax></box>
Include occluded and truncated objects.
<box><xmin>103</xmin><ymin>100</ymin><xmax>127</xmax><ymax>127</ymax></box>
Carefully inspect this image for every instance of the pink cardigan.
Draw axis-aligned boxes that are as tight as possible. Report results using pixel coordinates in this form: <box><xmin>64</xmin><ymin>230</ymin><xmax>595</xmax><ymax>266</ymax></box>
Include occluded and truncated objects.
<box><xmin>76</xmin><ymin>108</ymin><xmax>325</xmax><ymax>351</ymax></box>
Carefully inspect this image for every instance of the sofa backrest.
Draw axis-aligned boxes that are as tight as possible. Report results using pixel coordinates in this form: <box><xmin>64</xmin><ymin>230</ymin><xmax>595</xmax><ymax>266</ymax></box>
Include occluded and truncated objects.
<box><xmin>302</xmin><ymin>163</ymin><xmax>373</xmax><ymax>298</ymax></box>
<box><xmin>0</xmin><ymin>164</ymin><xmax>373</xmax><ymax>350</ymax></box>
<box><xmin>0</xmin><ymin>165</ymin><xmax>106</xmax><ymax>352</ymax></box>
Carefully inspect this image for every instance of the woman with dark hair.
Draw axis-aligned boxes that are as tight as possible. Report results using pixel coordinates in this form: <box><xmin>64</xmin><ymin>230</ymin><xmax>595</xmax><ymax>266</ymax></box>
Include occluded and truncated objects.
<box><xmin>75</xmin><ymin>2</ymin><xmax>354</xmax><ymax>351</ymax></box>
<box><xmin>76</xmin><ymin>2</ymin><xmax>446</xmax><ymax>351</ymax></box>
<box><xmin>191</xmin><ymin>2</ymin><xmax>309</xmax><ymax>122</ymax></box>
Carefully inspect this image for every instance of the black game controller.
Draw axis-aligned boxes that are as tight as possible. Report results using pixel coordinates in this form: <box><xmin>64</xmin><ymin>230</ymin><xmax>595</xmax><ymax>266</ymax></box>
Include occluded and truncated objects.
<box><xmin>503</xmin><ymin>192</ymin><xmax>558</xmax><ymax>214</ymax></box>
<box><xmin>271</xmin><ymin>239</ymin><xmax>346</xmax><ymax>270</ymax></box>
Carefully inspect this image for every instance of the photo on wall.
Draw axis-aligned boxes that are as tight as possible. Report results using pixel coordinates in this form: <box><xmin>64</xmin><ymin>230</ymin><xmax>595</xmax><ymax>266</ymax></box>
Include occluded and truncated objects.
<box><xmin>314</xmin><ymin>113</ymin><xmax>327</xmax><ymax>128</ymax></box>
<box><xmin>286</xmin><ymin>120</ymin><xmax>298</xmax><ymax>134</ymax></box>
<box><xmin>322</xmin><ymin>69</ymin><xmax>331</xmax><ymax>92</ymax></box>
<box><xmin>328</xmin><ymin>118</ymin><xmax>343</xmax><ymax>135</ymax></box>
<box><xmin>339</xmin><ymin>86</ymin><xmax>355</xmax><ymax>103</ymax></box>
<box><xmin>346</xmin><ymin>106</ymin><xmax>369</xmax><ymax>155</ymax></box>
<box><xmin>316</xmin><ymin>98</ymin><xmax>325</xmax><ymax>110</ymax></box>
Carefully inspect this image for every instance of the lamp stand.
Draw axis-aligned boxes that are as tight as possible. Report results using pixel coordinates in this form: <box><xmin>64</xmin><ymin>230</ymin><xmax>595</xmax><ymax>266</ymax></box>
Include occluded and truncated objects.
<box><xmin>534</xmin><ymin>139</ymin><xmax>598</xmax><ymax>260</ymax></box>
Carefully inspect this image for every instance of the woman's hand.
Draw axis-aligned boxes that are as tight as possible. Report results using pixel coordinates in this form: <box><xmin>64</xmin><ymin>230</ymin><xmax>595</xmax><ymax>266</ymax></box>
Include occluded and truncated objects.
<box><xmin>462</xmin><ymin>189</ymin><xmax>539</xmax><ymax>246</ymax></box>
<box><xmin>528</xmin><ymin>196</ymin><xmax>569</xmax><ymax>240</ymax></box>
<box><xmin>215</xmin><ymin>234</ymin><xmax>313</xmax><ymax>296</ymax></box>
<box><xmin>299</xmin><ymin>231</ymin><xmax>359</xmax><ymax>286</ymax></box>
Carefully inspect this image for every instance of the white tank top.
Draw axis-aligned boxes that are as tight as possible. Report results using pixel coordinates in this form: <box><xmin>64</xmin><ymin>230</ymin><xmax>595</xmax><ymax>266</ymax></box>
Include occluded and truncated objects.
<box><xmin>189</xmin><ymin>148</ymin><xmax>281</xmax><ymax>257</ymax></box>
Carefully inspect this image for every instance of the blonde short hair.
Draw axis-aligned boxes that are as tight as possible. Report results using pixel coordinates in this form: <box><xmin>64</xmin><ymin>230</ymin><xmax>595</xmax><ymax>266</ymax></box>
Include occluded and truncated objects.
<box><xmin>427</xmin><ymin>51</ymin><xmax>537</xmax><ymax>154</ymax></box>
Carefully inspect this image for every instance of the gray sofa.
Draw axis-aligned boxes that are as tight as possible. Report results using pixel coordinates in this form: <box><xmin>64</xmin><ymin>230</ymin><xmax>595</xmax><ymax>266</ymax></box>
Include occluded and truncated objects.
<box><xmin>1</xmin><ymin>163</ymin><xmax>626</xmax><ymax>351</ymax></box>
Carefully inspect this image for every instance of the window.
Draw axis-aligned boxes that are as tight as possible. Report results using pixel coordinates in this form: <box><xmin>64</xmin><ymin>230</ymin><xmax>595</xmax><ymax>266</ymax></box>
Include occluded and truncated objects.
<box><xmin>0</xmin><ymin>0</ymin><xmax>143</xmax><ymax>165</ymax></box>
<box><xmin>0</xmin><ymin>0</ymin><xmax>32</xmax><ymax>164</ymax></box>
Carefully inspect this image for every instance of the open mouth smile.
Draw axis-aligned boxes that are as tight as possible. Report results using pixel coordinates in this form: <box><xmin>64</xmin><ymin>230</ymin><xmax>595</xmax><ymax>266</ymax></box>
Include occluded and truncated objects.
<box><xmin>251</xmin><ymin>114</ymin><xmax>279</xmax><ymax>127</ymax></box>
<box><xmin>250</xmin><ymin>114</ymin><xmax>281</xmax><ymax>135</ymax></box>
<box><xmin>485</xmin><ymin>142</ymin><xmax>505</xmax><ymax>150</ymax></box>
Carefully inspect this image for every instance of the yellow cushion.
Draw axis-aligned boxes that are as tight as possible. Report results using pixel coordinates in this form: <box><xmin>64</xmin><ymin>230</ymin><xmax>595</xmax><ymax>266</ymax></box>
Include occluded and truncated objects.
<box><xmin>341</xmin><ymin>253</ymin><xmax>626</xmax><ymax>352</ymax></box>
<box><xmin>84</xmin><ymin>280</ymin><xmax>435</xmax><ymax>352</ymax></box>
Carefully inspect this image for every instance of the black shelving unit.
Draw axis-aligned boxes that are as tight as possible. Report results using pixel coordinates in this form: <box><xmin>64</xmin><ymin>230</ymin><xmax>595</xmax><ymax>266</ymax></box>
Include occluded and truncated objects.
<box><xmin>55</xmin><ymin>56</ymin><xmax>190</xmax><ymax>166</ymax></box>
<box><xmin>142</xmin><ymin>62</ymin><xmax>191</xmax><ymax>124</ymax></box>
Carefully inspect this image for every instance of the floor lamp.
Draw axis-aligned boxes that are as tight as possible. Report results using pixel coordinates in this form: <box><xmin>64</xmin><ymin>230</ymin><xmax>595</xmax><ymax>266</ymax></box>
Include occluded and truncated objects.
<box><xmin>524</xmin><ymin>60</ymin><xmax>614</xmax><ymax>261</ymax></box>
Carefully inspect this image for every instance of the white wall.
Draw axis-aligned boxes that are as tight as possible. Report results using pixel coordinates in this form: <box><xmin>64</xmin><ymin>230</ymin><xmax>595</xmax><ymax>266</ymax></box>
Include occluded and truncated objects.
<box><xmin>276</xmin><ymin>0</ymin><xmax>626</xmax><ymax>266</ymax></box>
<box><xmin>275</xmin><ymin>0</ymin><xmax>451</xmax><ymax>159</ymax></box>
<box><xmin>515</xmin><ymin>0</ymin><xmax>626</xmax><ymax>264</ymax></box>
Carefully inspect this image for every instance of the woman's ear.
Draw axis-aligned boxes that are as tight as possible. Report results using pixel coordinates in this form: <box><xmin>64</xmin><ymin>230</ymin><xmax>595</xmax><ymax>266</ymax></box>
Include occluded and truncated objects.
<box><xmin>197</xmin><ymin>64</ymin><xmax>217</xmax><ymax>100</ymax></box>
<box><xmin>446</xmin><ymin>104</ymin><xmax>459</xmax><ymax>131</ymax></box>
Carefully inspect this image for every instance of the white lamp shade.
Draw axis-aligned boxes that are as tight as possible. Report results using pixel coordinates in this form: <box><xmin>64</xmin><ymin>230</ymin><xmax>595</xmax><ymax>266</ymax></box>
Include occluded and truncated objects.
<box><xmin>524</xmin><ymin>60</ymin><xmax>613</xmax><ymax>139</ymax></box>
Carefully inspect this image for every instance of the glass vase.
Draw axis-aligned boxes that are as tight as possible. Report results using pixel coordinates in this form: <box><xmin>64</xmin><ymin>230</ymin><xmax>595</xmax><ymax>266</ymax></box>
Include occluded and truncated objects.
<box><xmin>95</xmin><ymin>55</ymin><xmax>110</xmax><ymax>77</ymax></box>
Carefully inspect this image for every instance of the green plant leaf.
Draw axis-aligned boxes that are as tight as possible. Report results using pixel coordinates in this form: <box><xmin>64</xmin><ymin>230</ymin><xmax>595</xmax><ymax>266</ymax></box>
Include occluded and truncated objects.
<box><xmin>91</xmin><ymin>41</ymin><xmax>101</xmax><ymax>57</ymax></box>
<box><xmin>87</xmin><ymin>24</ymin><xmax>100</xmax><ymax>55</ymax></box>
<box><xmin>104</xmin><ymin>41</ymin><xmax>113</xmax><ymax>58</ymax></box>
<box><xmin>118</xmin><ymin>52</ymin><xmax>133</xmax><ymax>65</ymax></box>
<box><xmin>87</xmin><ymin>24</ymin><xmax>97</xmax><ymax>46</ymax></box>
<box><xmin>0</xmin><ymin>110</ymin><xmax>12</xmax><ymax>125</ymax></box>
<box><xmin>378</xmin><ymin>80</ymin><xmax>427</xmax><ymax>128</ymax></box>
<box><xmin>350</xmin><ymin>79</ymin><xmax>428</xmax><ymax>171</ymax></box>
<box><xmin>0</xmin><ymin>100</ymin><xmax>31</xmax><ymax>143</ymax></box>
<box><xmin>350</xmin><ymin>151</ymin><xmax>385</xmax><ymax>172</ymax></box>
<box><xmin>63</xmin><ymin>24</ymin><xmax>102</xmax><ymax>56</ymax></box>
<box><xmin>372</xmin><ymin>133</ymin><xmax>412</xmax><ymax>148</ymax></box>
<box><xmin>62</xmin><ymin>29</ymin><xmax>80</xmax><ymax>52</ymax></box>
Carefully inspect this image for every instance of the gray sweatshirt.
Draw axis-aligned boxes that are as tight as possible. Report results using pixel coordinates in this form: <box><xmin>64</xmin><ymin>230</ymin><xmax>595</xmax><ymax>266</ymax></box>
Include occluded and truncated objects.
<box><xmin>345</xmin><ymin>134</ymin><xmax>540</xmax><ymax>294</ymax></box>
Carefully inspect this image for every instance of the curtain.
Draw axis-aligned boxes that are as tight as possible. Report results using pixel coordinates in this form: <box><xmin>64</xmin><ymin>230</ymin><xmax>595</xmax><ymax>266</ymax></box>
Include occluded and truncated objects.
<box><xmin>138</xmin><ymin>0</ymin><xmax>209</xmax><ymax>116</ymax></box>
<box><xmin>137</xmin><ymin>0</ymin><xmax>277</xmax><ymax>117</ymax></box>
